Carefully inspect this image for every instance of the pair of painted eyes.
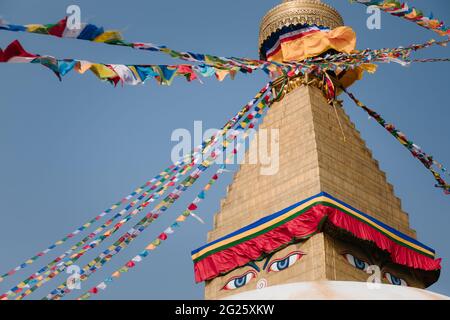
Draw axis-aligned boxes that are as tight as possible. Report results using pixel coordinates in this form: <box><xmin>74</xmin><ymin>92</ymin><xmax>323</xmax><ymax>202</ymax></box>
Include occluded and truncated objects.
<box><xmin>344</xmin><ymin>253</ymin><xmax>408</xmax><ymax>286</ymax></box>
<box><xmin>222</xmin><ymin>252</ymin><xmax>303</xmax><ymax>290</ymax></box>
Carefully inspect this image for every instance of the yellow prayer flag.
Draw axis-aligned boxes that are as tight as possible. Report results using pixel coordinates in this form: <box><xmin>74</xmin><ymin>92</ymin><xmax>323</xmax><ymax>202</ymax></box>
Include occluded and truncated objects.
<box><xmin>176</xmin><ymin>215</ymin><xmax>186</xmax><ymax>222</ymax></box>
<box><xmin>360</xmin><ymin>63</ymin><xmax>378</xmax><ymax>74</ymax></box>
<box><xmin>93</xmin><ymin>30</ymin><xmax>123</xmax><ymax>43</ymax></box>
<box><xmin>26</xmin><ymin>24</ymin><xmax>45</xmax><ymax>32</ymax></box>
<box><xmin>89</xmin><ymin>64</ymin><xmax>117</xmax><ymax>79</ymax></box>
<box><xmin>215</xmin><ymin>69</ymin><xmax>229</xmax><ymax>82</ymax></box>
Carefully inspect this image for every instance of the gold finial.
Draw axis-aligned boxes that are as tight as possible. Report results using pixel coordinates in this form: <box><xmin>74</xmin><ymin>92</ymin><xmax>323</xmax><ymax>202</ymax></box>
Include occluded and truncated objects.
<box><xmin>259</xmin><ymin>0</ymin><xmax>344</xmax><ymax>55</ymax></box>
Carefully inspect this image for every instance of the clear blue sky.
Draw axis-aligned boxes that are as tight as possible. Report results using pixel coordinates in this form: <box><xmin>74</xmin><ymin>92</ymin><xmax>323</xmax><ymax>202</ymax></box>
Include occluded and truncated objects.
<box><xmin>0</xmin><ymin>0</ymin><xmax>449</xmax><ymax>299</ymax></box>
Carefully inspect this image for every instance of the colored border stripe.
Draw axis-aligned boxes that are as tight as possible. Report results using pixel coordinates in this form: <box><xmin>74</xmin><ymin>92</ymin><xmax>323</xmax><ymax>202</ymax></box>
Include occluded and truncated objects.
<box><xmin>324</xmin><ymin>194</ymin><xmax>435</xmax><ymax>254</ymax></box>
<box><xmin>191</xmin><ymin>193</ymin><xmax>320</xmax><ymax>257</ymax></box>
<box><xmin>191</xmin><ymin>192</ymin><xmax>435</xmax><ymax>262</ymax></box>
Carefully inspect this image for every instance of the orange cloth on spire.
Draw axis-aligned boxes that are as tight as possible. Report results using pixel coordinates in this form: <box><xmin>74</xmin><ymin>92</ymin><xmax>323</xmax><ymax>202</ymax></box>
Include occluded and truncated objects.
<box><xmin>268</xmin><ymin>26</ymin><xmax>357</xmax><ymax>62</ymax></box>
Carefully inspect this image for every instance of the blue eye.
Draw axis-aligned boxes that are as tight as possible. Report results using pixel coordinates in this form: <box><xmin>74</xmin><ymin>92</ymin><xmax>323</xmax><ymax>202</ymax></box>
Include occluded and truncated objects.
<box><xmin>385</xmin><ymin>272</ymin><xmax>407</xmax><ymax>286</ymax></box>
<box><xmin>344</xmin><ymin>253</ymin><xmax>369</xmax><ymax>271</ymax></box>
<box><xmin>275</xmin><ymin>259</ymin><xmax>289</xmax><ymax>271</ymax></box>
<box><xmin>234</xmin><ymin>275</ymin><xmax>247</xmax><ymax>287</ymax></box>
<box><xmin>222</xmin><ymin>271</ymin><xmax>257</xmax><ymax>290</ymax></box>
<box><xmin>268</xmin><ymin>251</ymin><xmax>303</xmax><ymax>272</ymax></box>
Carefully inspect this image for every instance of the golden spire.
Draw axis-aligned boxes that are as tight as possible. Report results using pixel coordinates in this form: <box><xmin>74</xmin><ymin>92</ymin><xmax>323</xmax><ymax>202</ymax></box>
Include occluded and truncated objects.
<box><xmin>259</xmin><ymin>0</ymin><xmax>344</xmax><ymax>54</ymax></box>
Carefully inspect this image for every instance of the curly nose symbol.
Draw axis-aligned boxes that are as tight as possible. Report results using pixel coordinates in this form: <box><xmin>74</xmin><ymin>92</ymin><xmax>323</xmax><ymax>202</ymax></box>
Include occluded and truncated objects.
<box><xmin>257</xmin><ymin>278</ymin><xmax>268</xmax><ymax>289</ymax></box>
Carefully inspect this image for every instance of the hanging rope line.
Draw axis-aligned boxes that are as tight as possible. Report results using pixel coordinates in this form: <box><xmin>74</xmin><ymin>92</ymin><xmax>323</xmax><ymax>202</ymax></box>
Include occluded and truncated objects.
<box><xmin>412</xmin><ymin>58</ymin><xmax>450</xmax><ymax>63</ymax></box>
<box><xmin>342</xmin><ymin>87</ymin><xmax>450</xmax><ymax>194</ymax></box>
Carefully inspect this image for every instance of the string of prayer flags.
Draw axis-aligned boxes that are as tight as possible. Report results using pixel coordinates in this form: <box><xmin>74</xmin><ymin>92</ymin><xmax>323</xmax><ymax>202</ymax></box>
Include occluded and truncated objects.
<box><xmin>3</xmin><ymin>83</ymin><xmax>273</xmax><ymax>300</ymax></box>
<box><xmin>1</xmin><ymin>15</ymin><xmax>449</xmax><ymax>90</ymax></box>
<box><xmin>0</xmin><ymin>83</ymin><xmax>270</xmax><ymax>288</ymax></box>
<box><xmin>77</xmin><ymin>165</ymin><xmax>230</xmax><ymax>300</ymax></box>
<box><xmin>200</xmin><ymin>83</ymin><xmax>272</xmax><ymax>156</ymax></box>
<box><xmin>0</xmin><ymin>40</ymin><xmax>238</xmax><ymax>86</ymax></box>
<box><xmin>76</xmin><ymin>166</ymin><xmax>228</xmax><ymax>300</ymax></box>
<box><xmin>18</xmin><ymin>154</ymin><xmax>204</xmax><ymax>300</ymax></box>
<box><xmin>43</xmin><ymin>89</ymin><xmax>273</xmax><ymax>300</ymax></box>
<box><xmin>75</xmin><ymin>89</ymin><xmax>276</xmax><ymax>300</ymax></box>
<box><xmin>0</xmin><ymin>153</ymin><xmax>194</xmax><ymax>284</ymax></box>
<box><xmin>266</xmin><ymin>37</ymin><xmax>449</xmax><ymax>85</ymax></box>
<box><xmin>343</xmin><ymin>88</ymin><xmax>450</xmax><ymax>194</ymax></box>
<box><xmin>75</xmin><ymin>98</ymin><xmax>272</xmax><ymax>300</ymax></box>
<box><xmin>1</xmin><ymin>37</ymin><xmax>448</xmax><ymax>89</ymax></box>
<box><xmin>4</xmin><ymin>84</ymin><xmax>272</xmax><ymax>300</ymax></box>
<box><xmin>2</xmin><ymin>161</ymin><xmax>194</xmax><ymax>300</ymax></box>
<box><xmin>0</xmin><ymin>17</ymin><xmax>281</xmax><ymax>73</ymax></box>
<box><xmin>351</xmin><ymin>1</ymin><xmax>450</xmax><ymax>37</ymax></box>
<box><xmin>11</xmin><ymin>102</ymin><xmax>259</xmax><ymax>300</ymax></box>
<box><xmin>39</xmin><ymin>84</ymin><xmax>272</xmax><ymax>300</ymax></box>
<box><xmin>294</xmin><ymin>39</ymin><xmax>449</xmax><ymax>74</ymax></box>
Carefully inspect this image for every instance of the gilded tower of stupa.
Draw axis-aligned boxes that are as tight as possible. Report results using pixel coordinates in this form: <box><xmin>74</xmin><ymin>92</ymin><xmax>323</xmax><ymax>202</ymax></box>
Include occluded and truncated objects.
<box><xmin>191</xmin><ymin>0</ymin><xmax>443</xmax><ymax>300</ymax></box>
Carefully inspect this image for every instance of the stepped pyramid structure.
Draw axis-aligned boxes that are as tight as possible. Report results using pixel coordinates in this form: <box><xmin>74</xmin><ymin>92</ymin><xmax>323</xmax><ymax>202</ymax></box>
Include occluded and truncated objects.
<box><xmin>209</xmin><ymin>85</ymin><xmax>415</xmax><ymax>241</ymax></box>
<box><xmin>190</xmin><ymin>0</ymin><xmax>442</xmax><ymax>299</ymax></box>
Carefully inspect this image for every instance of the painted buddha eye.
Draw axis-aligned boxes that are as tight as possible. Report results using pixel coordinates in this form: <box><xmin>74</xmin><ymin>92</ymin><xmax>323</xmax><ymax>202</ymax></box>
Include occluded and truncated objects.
<box><xmin>344</xmin><ymin>253</ymin><xmax>369</xmax><ymax>271</ymax></box>
<box><xmin>222</xmin><ymin>270</ymin><xmax>257</xmax><ymax>290</ymax></box>
<box><xmin>268</xmin><ymin>251</ymin><xmax>304</xmax><ymax>272</ymax></box>
<box><xmin>385</xmin><ymin>272</ymin><xmax>408</xmax><ymax>286</ymax></box>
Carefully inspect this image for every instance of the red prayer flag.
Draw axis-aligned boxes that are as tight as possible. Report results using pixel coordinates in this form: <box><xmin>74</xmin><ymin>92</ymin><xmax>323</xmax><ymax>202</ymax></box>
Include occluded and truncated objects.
<box><xmin>158</xmin><ymin>233</ymin><xmax>168</xmax><ymax>241</ymax></box>
<box><xmin>0</xmin><ymin>40</ymin><xmax>37</xmax><ymax>62</ymax></box>
<box><xmin>48</xmin><ymin>17</ymin><xmax>68</xmax><ymax>37</ymax></box>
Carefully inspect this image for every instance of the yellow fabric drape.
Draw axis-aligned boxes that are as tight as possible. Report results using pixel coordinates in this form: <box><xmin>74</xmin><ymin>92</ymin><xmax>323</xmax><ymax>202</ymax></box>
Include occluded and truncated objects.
<box><xmin>268</xmin><ymin>26</ymin><xmax>357</xmax><ymax>63</ymax></box>
<box><xmin>266</xmin><ymin>25</ymin><xmax>377</xmax><ymax>92</ymax></box>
